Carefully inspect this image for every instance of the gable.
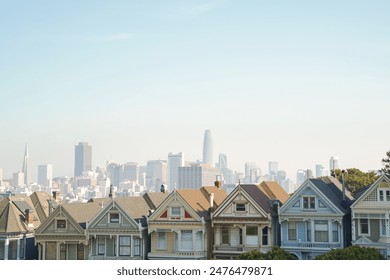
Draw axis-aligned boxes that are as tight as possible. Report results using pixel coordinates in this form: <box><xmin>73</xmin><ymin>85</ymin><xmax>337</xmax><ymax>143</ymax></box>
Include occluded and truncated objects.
<box><xmin>213</xmin><ymin>186</ymin><xmax>269</xmax><ymax>219</ymax></box>
<box><xmin>148</xmin><ymin>191</ymin><xmax>201</xmax><ymax>223</ymax></box>
<box><xmin>280</xmin><ymin>180</ymin><xmax>343</xmax><ymax>215</ymax></box>
<box><xmin>88</xmin><ymin>200</ymin><xmax>139</xmax><ymax>230</ymax></box>
<box><xmin>35</xmin><ymin>206</ymin><xmax>85</xmax><ymax>236</ymax></box>
<box><xmin>352</xmin><ymin>175</ymin><xmax>390</xmax><ymax>209</ymax></box>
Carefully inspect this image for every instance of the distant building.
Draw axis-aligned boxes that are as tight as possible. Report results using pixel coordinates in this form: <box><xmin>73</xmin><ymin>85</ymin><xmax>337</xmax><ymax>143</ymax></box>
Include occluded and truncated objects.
<box><xmin>167</xmin><ymin>152</ymin><xmax>184</xmax><ymax>190</ymax></box>
<box><xmin>217</xmin><ymin>153</ymin><xmax>227</xmax><ymax>169</ymax></box>
<box><xmin>268</xmin><ymin>161</ymin><xmax>279</xmax><ymax>180</ymax></box>
<box><xmin>178</xmin><ymin>163</ymin><xmax>222</xmax><ymax>189</ymax></box>
<box><xmin>203</xmin><ymin>129</ymin><xmax>214</xmax><ymax>166</ymax></box>
<box><xmin>296</xmin><ymin>169</ymin><xmax>306</xmax><ymax>186</ymax></box>
<box><xmin>329</xmin><ymin>156</ymin><xmax>339</xmax><ymax>173</ymax></box>
<box><xmin>74</xmin><ymin>142</ymin><xmax>92</xmax><ymax>177</ymax></box>
<box><xmin>38</xmin><ymin>164</ymin><xmax>53</xmax><ymax>188</ymax></box>
<box><xmin>13</xmin><ymin>171</ymin><xmax>24</xmax><ymax>187</ymax></box>
<box><xmin>146</xmin><ymin>160</ymin><xmax>167</xmax><ymax>192</ymax></box>
<box><xmin>22</xmin><ymin>144</ymin><xmax>30</xmax><ymax>187</ymax></box>
<box><xmin>315</xmin><ymin>164</ymin><xmax>324</xmax><ymax>178</ymax></box>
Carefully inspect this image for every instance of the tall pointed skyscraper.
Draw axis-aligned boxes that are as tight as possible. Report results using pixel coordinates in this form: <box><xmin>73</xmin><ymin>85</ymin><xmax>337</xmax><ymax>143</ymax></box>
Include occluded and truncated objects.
<box><xmin>203</xmin><ymin>129</ymin><xmax>213</xmax><ymax>166</ymax></box>
<box><xmin>22</xmin><ymin>144</ymin><xmax>30</xmax><ymax>186</ymax></box>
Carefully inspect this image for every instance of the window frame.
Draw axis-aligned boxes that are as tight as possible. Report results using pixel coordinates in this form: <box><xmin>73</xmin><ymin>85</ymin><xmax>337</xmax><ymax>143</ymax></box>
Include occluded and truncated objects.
<box><xmin>109</xmin><ymin>213</ymin><xmax>120</xmax><ymax>223</ymax></box>
<box><xmin>302</xmin><ymin>196</ymin><xmax>316</xmax><ymax>210</ymax></box>
<box><xmin>157</xmin><ymin>232</ymin><xmax>167</xmax><ymax>250</ymax></box>
<box><xmin>221</xmin><ymin>227</ymin><xmax>229</xmax><ymax>245</ymax></box>
<box><xmin>288</xmin><ymin>221</ymin><xmax>297</xmax><ymax>241</ymax></box>
<box><xmin>359</xmin><ymin>218</ymin><xmax>370</xmax><ymax>235</ymax></box>
<box><xmin>119</xmin><ymin>236</ymin><xmax>131</xmax><ymax>256</ymax></box>
<box><xmin>56</xmin><ymin>219</ymin><xmax>67</xmax><ymax>230</ymax></box>
<box><xmin>235</xmin><ymin>203</ymin><xmax>246</xmax><ymax>212</ymax></box>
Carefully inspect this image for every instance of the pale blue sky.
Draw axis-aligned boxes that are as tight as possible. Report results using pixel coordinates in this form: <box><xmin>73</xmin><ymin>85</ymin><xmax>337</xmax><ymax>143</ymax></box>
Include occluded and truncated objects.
<box><xmin>1</xmin><ymin>1</ymin><xmax>389</xmax><ymax>180</ymax></box>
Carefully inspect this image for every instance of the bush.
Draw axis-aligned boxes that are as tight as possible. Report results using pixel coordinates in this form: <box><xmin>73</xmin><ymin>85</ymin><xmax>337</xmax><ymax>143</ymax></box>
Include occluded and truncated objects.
<box><xmin>315</xmin><ymin>246</ymin><xmax>385</xmax><ymax>260</ymax></box>
<box><xmin>237</xmin><ymin>247</ymin><xmax>297</xmax><ymax>260</ymax></box>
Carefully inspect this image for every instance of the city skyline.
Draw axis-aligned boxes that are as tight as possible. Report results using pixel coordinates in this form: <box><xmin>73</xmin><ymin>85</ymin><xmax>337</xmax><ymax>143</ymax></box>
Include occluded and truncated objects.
<box><xmin>1</xmin><ymin>1</ymin><xmax>389</xmax><ymax>181</ymax></box>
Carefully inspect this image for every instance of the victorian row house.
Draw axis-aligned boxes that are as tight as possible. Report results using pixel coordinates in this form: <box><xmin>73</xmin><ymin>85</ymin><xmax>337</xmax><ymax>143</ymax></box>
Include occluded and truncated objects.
<box><xmin>350</xmin><ymin>174</ymin><xmax>390</xmax><ymax>258</ymax></box>
<box><xmin>279</xmin><ymin>177</ymin><xmax>353</xmax><ymax>259</ymax></box>
<box><xmin>211</xmin><ymin>181</ymin><xmax>289</xmax><ymax>259</ymax></box>
<box><xmin>4</xmin><ymin>175</ymin><xmax>390</xmax><ymax>260</ymax></box>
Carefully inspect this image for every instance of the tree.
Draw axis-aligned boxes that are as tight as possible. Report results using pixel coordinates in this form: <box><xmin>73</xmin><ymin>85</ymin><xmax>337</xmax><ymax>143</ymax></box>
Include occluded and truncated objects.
<box><xmin>381</xmin><ymin>150</ymin><xmax>390</xmax><ymax>175</ymax></box>
<box><xmin>315</xmin><ymin>246</ymin><xmax>384</xmax><ymax>260</ymax></box>
<box><xmin>237</xmin><ymin>247</ymin><xmax>297</xmax><ymax>260</ymax></box>
<box><xmin>332</xmin><ymin>168</ymin><xmax>378</xmax><ymax>194</ymax></box>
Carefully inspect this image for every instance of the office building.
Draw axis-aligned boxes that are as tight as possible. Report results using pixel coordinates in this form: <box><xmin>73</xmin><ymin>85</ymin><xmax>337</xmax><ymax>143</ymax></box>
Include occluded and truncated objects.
<box><xmin>203</xmin><ymin>129</ymin><xmax>214</xmax><ymax>166</ymax></box>
<box><xmin>329</xmin><ymin>156</ymin><xmax>339</xmax><ymax>172</ymax></box>
<box><xmin>178</xmin><ymin>163</ymin><xmax>221</xmax><ymax>189</ymax></box>
<box><xmin>38</xmin><ymin>164</ymin><xmax>53</xmax><ymax>188</ymax></box>
<box><xmin>74</xmin><ymin>142</ymin><xmax>92</xmax><ymax>177</ymax></box>
<box><xmin>167</xmin><ymin>152</ymin><xmax>184</xmax><ymax>190</ymax></box>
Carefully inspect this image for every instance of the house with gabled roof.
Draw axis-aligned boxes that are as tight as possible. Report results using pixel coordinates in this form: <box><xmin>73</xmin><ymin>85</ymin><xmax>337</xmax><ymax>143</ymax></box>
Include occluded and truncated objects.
<box><xmin>87</xmin><ymin>196</ymin><xmax>155</xmax><ymax>260</ymax></box>
<box><xmin>0</xmin><ymin>195</ymin><xmax>42</xmax><ymax>260</ymax></box>
<box><xmin>279</xmin><ymin>177</ymin><xmax>353</xmax><ymax>259</ymax></box>
<box><xmin>34</xmin><ymin>201</ymin><xmax>101</xmax><ymax>260</ymax></box>
<box><xmin>350</xmin><ymin>174</ymin><xmax>390</xmax><ymax>258</ymax></box>
<box><xmin>147</xmin><ymin>183</ymin><xmax>227</xmax><ymax>260</ymax></box>
<box><xmin>211</xmin><ymin>181</ymin><xmax>288</xmax><ymax>259</ymax></box>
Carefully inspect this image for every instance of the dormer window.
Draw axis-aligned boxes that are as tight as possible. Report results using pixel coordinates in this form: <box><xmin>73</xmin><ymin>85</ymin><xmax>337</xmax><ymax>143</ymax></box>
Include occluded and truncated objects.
<box><xmin>303</xmin><ymin>196</ymin><xmax>316</xmax><ymax>210</ymax></box>
<box><xmin>236</xmin><ymin>203</ymin><xmax>246</xmax><ymax>212</ymax></box>
<box><xmin>110</xmin><ymin>213</ymin><xmax>120</xmax><ymax>223</ymax></box>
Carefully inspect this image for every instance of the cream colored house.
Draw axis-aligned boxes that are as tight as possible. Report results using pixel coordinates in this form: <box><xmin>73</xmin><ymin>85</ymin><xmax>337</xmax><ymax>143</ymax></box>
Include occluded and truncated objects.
<box><xmin>148</xmin><ymin>185</ymin><xmax>227</xmax><ymax>260</ymax></box>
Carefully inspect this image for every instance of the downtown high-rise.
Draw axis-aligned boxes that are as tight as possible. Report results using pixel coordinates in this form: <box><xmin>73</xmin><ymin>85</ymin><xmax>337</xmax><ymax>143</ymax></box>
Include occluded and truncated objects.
<box><xmin>203</xmin><ymin>129</ymin><xmax>213</xmax><ymax>166</ymax></box>
<box><xmin>74</xmin><ymin>142</ymin><xmax>92</xmax><ymax>177</ymax></box>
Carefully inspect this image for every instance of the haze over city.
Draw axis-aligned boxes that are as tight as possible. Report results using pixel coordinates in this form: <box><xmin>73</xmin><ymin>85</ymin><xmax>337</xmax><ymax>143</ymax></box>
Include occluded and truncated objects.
<box><xmin>1</xmin><ymin>1</ymin><xmax>389</xmax><ymax>180</ymax></box>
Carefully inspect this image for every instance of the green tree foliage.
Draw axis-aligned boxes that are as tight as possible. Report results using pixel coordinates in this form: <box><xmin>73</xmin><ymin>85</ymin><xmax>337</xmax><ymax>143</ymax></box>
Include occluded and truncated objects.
<box><xmin>332</xmin><ymin>168</ymin><xmax>378</xmax><ymax>194</ymax></box>
<box><xmin>237</xmin><ymin>247</ymin><xmax>297</xmax><ymax>260</ymax></box>
<box><xmin>315</xmin><ymin>246</ymin><xmax>384</xmax><ymax>260</ymax></box>
<box><xmin>381</xmin><ymin>150</ymin><xmax>390</xmax><ymax>175</ymax></box>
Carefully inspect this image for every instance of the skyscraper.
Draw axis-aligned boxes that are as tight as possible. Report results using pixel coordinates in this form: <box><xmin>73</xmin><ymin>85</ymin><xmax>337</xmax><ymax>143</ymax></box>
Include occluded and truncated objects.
<box><xmin>329</xmin><ymin>156</ymin><xmax>339</xmax><ymax>172</ymax></box>
<box><xmin>38</xmin><ymin>164</ymin><xmax>53</xmax><ymax>188</ymax></box>
<box><xmin>22</xmin><ymin>144</ymin><xmax>30</xmax><ymax>186</ymax></box>
<box><xmin>74</xmin><ymin>142</ymin><xmax>92</xmax><ymax>177</ymax></box>
<box><xmin>203</xmin><ymin>129</ymin><xmax>214</xmax><ymax>166</ymax></box>
<box><xmin>218</xmin><ymin>153</ymin><xmax>228</xmax><ymax>169</ymax></box>
<box><xmin>167</xmin><ymin>152</ymin><xmax>184</xmax><ymax>190</ymax></box>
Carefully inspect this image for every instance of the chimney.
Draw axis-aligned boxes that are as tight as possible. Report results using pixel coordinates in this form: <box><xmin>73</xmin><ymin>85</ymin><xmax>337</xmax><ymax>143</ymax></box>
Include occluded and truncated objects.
<box><xmin>214</xmin><ymin>175</ymin><xmax>222</xmax><ymax>189</ymax></box>
<box><xmin>53</xmin><ymin>191</ymin><xmax>60</xmax><ymax>202</ymax></box>
<box><xmin>109</xmin><ymin>185</ymin><xmax>115</xmax><ymax>198</ymax></box>
<box><xmin>25</xmin><ymin>209</ymin><xmax>34</xmax><ymax>226</ymax></box>
<box><xmin>341</xmin><ymin>170</ymin><xmax>347</xmax><ymax>201</ymax></box>
<box><xmin>209</xmin><ymin>193</ymin><xmax>215</xmax><ymax>209</ymax></box>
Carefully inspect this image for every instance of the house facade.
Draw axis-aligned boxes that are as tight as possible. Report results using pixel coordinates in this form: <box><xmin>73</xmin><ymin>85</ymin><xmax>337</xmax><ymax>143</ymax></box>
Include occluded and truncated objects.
<box><xmin>279</xmin><ymin>177</ymin><xmax>353</xmax><ymax>259</ymax></box>
<box><xmin>147</xmin><ymin>185</ymin><xmax>226</xmax><ymax>260</ymax></box>
<box><xmin>211</xmin><ymin>182</ymin><xmax>288</xmax><ymax>259</ymax></box>
<box><xmin>87</xmin><ymin>197</ymin><xmax>151</xmax><ymax>260</ymax></box>
<box><xmin>350</xmin><ymin>174</ymin><xmax>390</xmax><ymax>258</ymax></box>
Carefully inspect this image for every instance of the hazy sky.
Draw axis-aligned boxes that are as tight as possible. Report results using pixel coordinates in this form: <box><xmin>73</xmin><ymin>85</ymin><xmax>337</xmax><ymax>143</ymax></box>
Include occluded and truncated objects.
<box><xmin>1</xmin><ymin>0</ymin><xmax>389</xmax><ymax>180</ymax></box>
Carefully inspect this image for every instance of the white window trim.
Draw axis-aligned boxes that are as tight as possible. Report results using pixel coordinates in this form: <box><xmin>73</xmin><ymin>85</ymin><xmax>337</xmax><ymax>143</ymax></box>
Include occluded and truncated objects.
<box><xmin>359</xmin><ymin>218</ymin><xmax>370</xmax><ymax>236</ymax></box>
<box><xmin>170</xmin><ymin>206</ymin><xmax>182</xmax><ymax>217</ymax></box>
<box><xmin>287</xmin><ymin>221</ymin><xmax>297</xmax><ymax>241</ymax></box>
<box><xmin>235</xmin><ymin>202</ymin><xmax>246</xmax><ymax>212</ymax></box>
<box><xmin>302</xmin><ymin>196</ymin><xmax>316</xmax><ymax>211</ymax></box>
<box><xmin>109</xmin><ymin>212</ymin><xmax>120</xmax><ymax>223</ymax></box>
<box><xmin>55</xmin><ymin>218</ymin><xmax>67</xmax><ymax>231</ymax></box>
<box><xmin>378</xmin><ymin>188</ymin><xmax>390</xmax><ymax>202</ymax></box>
<box><xmin>157</xmin><ymin>232</ymin><xmax>167</xmax><ymax>250</ymax></box>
